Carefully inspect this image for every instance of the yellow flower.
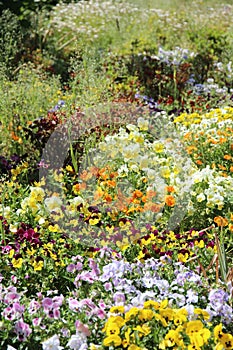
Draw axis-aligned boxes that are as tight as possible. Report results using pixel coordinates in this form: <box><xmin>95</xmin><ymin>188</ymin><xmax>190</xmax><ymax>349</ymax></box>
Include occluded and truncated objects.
<box><xmin>128</xmin><ymin>345</ymin><xmax>142</xmax><ymax>350</ymax></box>
<box><xmin>48</xmin><ymin>224</ymin><xmax>61</xmax><ymax>233</ymax></box>
<box><xmin>178</xmin><ymin>252</ymin><xmax>189</xmax><ymax>263</ymax></box>
<box><xmin>219</xmin><ymin>333</ymin><xmax>233</xmax><ymax>349</ymax></box>
<box><xmin>138</xmin><ymin>309</ymin><xmax>155</xmax><ymax>322</ymax></box>
<box><xmin>137</xmin><ymin>250</ymin><xmax>145</xmax><ymax>260</ymax></box>
<box><xmin>32</xmin><ymin>260</ymin><xmax>44</xmax><ymax>271</ymax></box>
<box><xmin>89</xmin><ymin>218</ymin><xmax>100</xmax><ymax>226</ymax></box>
<box><xmin>122</xmin><ymin>328</ymin><xmax>131</xmax><ymax>348</ymax></box>
<box><xmin>214</xmin><ymin>324</ymin><xmax>223</xmax><ymax>340</ymax></box>
<box><xmin>164</xmin><ymin>329</ymin><xmax>181</xmax><ymax>347</ymax></box>
<box><xmin>144</xmin><ymin>300</ymin><xmax>160</xmax><ymax>309</ymax></box>
<box><xmin>186</xmin><ymin>320</ymin><xmax>203</xmax><ymax>335</ymax></box>
<box><xmin>110</xmin><ymin>306</ymin><xmax>125</xmax><ymax>314</ymax></box>
<box><xmin>106</xmin><ymin>323</ymin><xmax>120</xmax><ymax>336</ymax></box>
<box><xmin>9</xmin><ymin>249</ymin><xmax>15</xmax><ymax>259</ymax></box>
<box><xmin>26</xmin><ymin>248</ymin><xmax>36</xmax><ymax>256</ymax></box>
<box><xmin>12</xmin><ymin>257</ymin><xmax>23</xmax><ymax>268</ymax></box>
<box><xmin>103</xmin><ymin>335</ymin><xmax>121</xmax><ymax>347</ymax></box>
<box><xmin>194</xmin><ymin>308</ymin><xmax>210</xmax><ymax>321</ymax></box>
<box><xmin>66</xmin><ymin>165</ymin><xmax>73</xmax><ymax>172</ymax></box>
<box><xmin>125</xmin><ymin>307</ymin><xmax>139</xmax><ymax>321</ymax></box>
<box><xmin>133</xmin><ymin>324</ymin><xmax>151</xmax><ymax>336</ymax></box>
<box><xmin>173</xmin><ymin>309</ymin><xmax>188</xmax><ymax>325</ymax></box>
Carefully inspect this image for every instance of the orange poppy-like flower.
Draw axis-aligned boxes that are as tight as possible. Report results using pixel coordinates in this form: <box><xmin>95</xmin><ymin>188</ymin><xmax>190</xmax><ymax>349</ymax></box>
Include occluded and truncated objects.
<box><xmin>166</xmin><ymin>186</ymin><xmax>175</xmax><ymax>193</ymax></box>
<box><xmin>219</xmin><ymin>137</ymin><xmax>227</xmax><ymax>144</ymax></box>
<box><xmin>132</xmin><ymin>190</ymin><xmax>143</xmax><ymax>199</ymax></box>
<box><xmin>80</xmin><ymin>170</ymin><xmax>92</xmax><ymax>180</ymax></box>
<box><xmin>144</xmin><ymin>202</ymin><xmax>161</xmax><ymax>213</ymax></box>
<box><xmin>106</xmin><ymin>180</ymin><xmax>116</xmax><ymax>188</ymax></box>
<box><xmin>73</xmin><ymin>182</ymin><xmax>86</xmax><ymax>193</ymax></box>
<box><xmin>146</xmin><ymin>190</ymin><xmax>157</xmax><ymax>199</ymax></box>
<box><xmin>230</xmin><ymin>166</ymin><xmax>233</xmax><ymax>172</ymax></box>
<box><xmin>214</xmin><ymin>216</ymin><xmax>228</xmax><ymax>227</ymax></box>
<box><xmin>223</xmin><ymin>154</ymin><xmax>231</xmax><ymax>160</ymax></box>
<box><xmin>165</xmin><ymin>195</ymin><xmax>175</xmax><ymax>207</ymax></box>
<box><xmin>196</xmin><ymin>160</ymin><xmax>203</xmax><ymax>165</ymax></box>
<box><xmin>104</xmin><ymin>194</ymin><xmax>112</xmax><ymax>203</ymax></box>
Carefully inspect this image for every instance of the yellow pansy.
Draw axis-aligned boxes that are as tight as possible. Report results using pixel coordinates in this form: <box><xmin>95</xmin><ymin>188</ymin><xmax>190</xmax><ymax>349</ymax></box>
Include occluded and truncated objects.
<box><xmin>103</xmin><ymin>335</ymin><xmax>121</xmax><ymax>347</ymax></box>
<box><xmin>12</xmin><ymin>257</ymin><xmax>23</xmax><ymax>268</ymax></box>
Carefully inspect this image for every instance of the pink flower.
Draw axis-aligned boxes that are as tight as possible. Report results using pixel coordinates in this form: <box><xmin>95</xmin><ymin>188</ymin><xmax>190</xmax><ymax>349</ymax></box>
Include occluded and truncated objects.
<box><xmin>75</xmin><ymin>321</ymin><xmax>91</xmax><ymax>336</ymax></box>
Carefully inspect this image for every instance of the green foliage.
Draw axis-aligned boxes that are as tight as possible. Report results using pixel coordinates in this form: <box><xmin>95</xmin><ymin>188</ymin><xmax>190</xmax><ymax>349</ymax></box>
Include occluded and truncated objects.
<box><xmin>0</xmin><ymin>10</ymin><xmax>23</xmax><ymax>77</ymax></box>
<box><xmin>0</xmin><ymin>64</ymin><xmax>64</xmax><ymax>156</ymax></box>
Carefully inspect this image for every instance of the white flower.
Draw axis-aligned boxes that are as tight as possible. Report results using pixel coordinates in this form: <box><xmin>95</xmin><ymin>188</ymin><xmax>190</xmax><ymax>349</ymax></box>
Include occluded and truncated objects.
<box><xmin>44</xmin><ymin>196</ymin><xmax>63</xmax><ymax>212</ymax></box>
<box><xmin>7</xmin><ymin>346</ymin><xmax>17</xmax><ymax>350</ymax></box>
<box><xmin>67</xmin><ymin>333</ymin><xmax>88</xmax><ymax>350</ymax></box>
<box><xmin>42</xmin><ymin>334</ymin><xmax>63</xmax><ymax>350</ymax></box>
<box><xmin>123</xmin><ymin>144</ymin><xmax>140</xmax><ymax>160</ymax></box>
<box><xmin>196</xmin><ymin>193</ymin><xmax>205</xmax><ymax>202</ymax></box>
<box><xmin>137</xmin><ymin>117</ymin><xmax>149</xmax><ymax>131</ymax></box>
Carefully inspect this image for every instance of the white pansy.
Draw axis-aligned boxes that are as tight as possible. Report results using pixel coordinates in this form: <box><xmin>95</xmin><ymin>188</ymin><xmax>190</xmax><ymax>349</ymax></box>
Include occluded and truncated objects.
<box><xmin>137</xmin><ymin>117</ymin><xmax>149</xmax><ymax>131</ymax></box>
<box><xmin>42</xmin><ymin>334</ymin><xmax>63</xmax><ymax>350</ymax></box>
<box><xmin>67</xmin><ymin>333</ymin><xmax>88</xmax><ymax>350</ymax></box>
<box><xmin>44</xmin><ymin>196</ymin><xmax>63</xmax><ymax>212</ymax></box>
<box><xmin>196</xmin><ymin>193</ymin><xmax>205</xmax><ymax>202</ymax></box>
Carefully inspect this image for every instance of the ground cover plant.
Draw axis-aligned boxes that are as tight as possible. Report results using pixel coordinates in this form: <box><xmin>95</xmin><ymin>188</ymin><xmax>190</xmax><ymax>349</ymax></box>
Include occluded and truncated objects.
<box><xmin>0</xmin><ymin>0</ymin><xmax>233</xmax><ymax>349</ymax></box>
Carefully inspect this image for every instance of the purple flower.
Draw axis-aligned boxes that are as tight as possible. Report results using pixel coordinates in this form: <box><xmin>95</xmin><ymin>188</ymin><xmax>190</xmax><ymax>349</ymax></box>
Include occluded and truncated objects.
<box><xmin>4</xmin><ymin>292</ymin><xmax>20</xmax><ymax>304</ymax></box>
<box><xmin>68</xmin><ymin>298</ymin><xmax>80</xmax><ymax>312</ymax></box>
<box><xmin>14</xmin><ymin>319</ymin><xmax>32</xmax><ymax>342</ymax></box>
<box><xmin>186</xmin><ymin>289</ymin><xmax>198</xmax><ymax>304</ymax></box>
<box><xmin>66</xmin><ymin>264</ymin><xmax>77</xmax><ymax>273</ymax></box>
<box><xmin>28</xmin><ymin>299</ymin><xmax>41</xmax><ymax>314</ymax></box>
<box><xmin>32</xmin><ymin>317</ymin><xmax>42</xmax><ymax>326</ymax></box>
<box><xmin>42</xmin><ymin>297</ymin><xmax>53</xmax><ymax>311</ymax></box>
<box><xmin>104</xmin><ymin>282</ymin><xmax>112</xmax><ymax>291</ymax></box>
<box><xmin>209</xmin><ymin>289</ymin><xmax>229</xmax><ymax>304</ymax></box>
<box><xmin>113</xmin><ymin>292</ymin><xmax>126</xmax><ymax>305</ymax></box>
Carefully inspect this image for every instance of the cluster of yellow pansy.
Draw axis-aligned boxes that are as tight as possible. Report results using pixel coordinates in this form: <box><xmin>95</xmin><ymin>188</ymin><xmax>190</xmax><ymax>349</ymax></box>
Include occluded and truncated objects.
<box><xmin>99</xmin><ymin>301</ymin><xmax>233</xmax><ymax>350</ymax></box>
<box><xmin>174</xmin><ymin>107</ymin><xmax>233</xmax><ymax>127</ymax></box>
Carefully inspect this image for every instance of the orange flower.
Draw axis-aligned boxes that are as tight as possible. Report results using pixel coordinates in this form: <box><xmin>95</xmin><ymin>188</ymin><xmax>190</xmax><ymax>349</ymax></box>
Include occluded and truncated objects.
<box><xmin>165</xmin><ymin>195</ymin><xmax>175</xmax><ymax>207</ymax></box>
<box><xmin>80</xmin><ymin>170</ymin><xmax>92</xmax><ymax>180</ymax></box>
<box><xmin>104</xmin><ymin>194</ymin><xmax>112</xmax><ymax>203</ymax></box>
<box><xmin>132</xmin><ymin>190</ymin><xmax>143</xmax><ymax>199</ymax></box>
<box><xmin>196</xmin><ymin>160</ymin><xmax>203</xmax><ymax>165</ymax></box>
<box><xmin>146</xmin><ymin>190</ymin><xmax>157</xmax><ymax>199</ymax></box>
<box><xmin>106</xmin><ymin>180</ymin><xmax>116</xmax><ymax>188</ymax></box>
<box><xmin>230</xmin><ymin>166</ymin><xmax>233</xmax><ymax>172</ymax></box>
<box><xmin>73</xmin><ymin>182</ymin><xmax>86</xmax><ymax>193</ymax></box>
<box><xmin>144</xmin><ymin>202</ymin><xmax>161</xmax><ymax>213</ymax></box>
<box><xmin>166</xmin><ymin>186</ymin><xmax>175</xmax><ymax>193</ymax></box>
<box><xmin>214</xmin><ymin>216</ymin><xmax>228</xmax><ymax>227</ymax></box>
<box><xmin>223</xmin><ymin>155</ymin><xmax>231</xmax><ymax>160</ymax></box>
